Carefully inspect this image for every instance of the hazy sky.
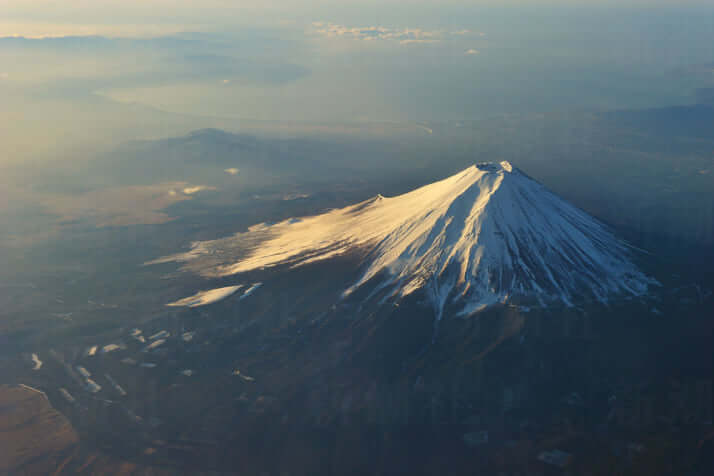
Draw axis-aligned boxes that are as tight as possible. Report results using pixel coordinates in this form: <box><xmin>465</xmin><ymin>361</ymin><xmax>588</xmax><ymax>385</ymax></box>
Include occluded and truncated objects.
<box><xmin>1</xmin><ymin>1</ymin><xmax>713</xmax><ymax>166</ymax></box>
<box><xmin>1</xmin><ymin>0</ymin><xmax>713</xmax><ymax>255</ymax></box>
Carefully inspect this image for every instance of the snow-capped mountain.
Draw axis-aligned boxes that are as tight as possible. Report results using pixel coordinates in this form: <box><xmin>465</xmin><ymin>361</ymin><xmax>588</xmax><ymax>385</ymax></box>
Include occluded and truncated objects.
<box><xmin>152</xmin><ymin>162</ymin><xmax>655</xmax><ymax>317</ymax></box>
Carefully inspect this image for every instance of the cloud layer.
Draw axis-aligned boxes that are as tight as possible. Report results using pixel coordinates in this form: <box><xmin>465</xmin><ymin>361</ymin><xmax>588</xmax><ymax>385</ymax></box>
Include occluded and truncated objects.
<box><xmin>310</xmin><ymin>22</ymin><xmax>482</xmax><ymax>45</ymax></box>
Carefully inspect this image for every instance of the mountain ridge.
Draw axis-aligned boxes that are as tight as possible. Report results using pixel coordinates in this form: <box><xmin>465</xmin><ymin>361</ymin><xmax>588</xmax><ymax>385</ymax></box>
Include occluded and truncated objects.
<box><xmin>152</xmin><ymin>162</ymin><xmax>657</xmax><ymax>318</ymax></box>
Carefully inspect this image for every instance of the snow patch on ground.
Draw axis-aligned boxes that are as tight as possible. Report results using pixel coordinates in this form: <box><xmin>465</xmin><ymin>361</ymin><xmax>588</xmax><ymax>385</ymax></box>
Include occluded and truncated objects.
<box><xmin>30</xmin><ymin>353</ymin><xmax>42</xmax><ymax>370</ymax></box>
<box><xmin>240</xmin><ymin>283</ymin><xmax>263</xmax><ymax>300</ymax></box>
<box><xmin>167</xmin><ymin>285</ymin><xmax>243</xmax><ymax>307</ymax></box>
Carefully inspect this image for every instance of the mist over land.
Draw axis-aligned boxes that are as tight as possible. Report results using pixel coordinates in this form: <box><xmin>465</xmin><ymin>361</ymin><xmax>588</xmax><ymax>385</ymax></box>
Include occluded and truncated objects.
<box><xmin>1</xmin><ymin>2</ymin><xmax>713</xmax><ymax>475</ymax></box>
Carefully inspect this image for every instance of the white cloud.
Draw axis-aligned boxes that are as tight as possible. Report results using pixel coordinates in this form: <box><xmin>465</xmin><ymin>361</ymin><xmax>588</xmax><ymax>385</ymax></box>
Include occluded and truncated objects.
<box><xmin>456</xmin><ymin>31</ymin><xmax>486</xmax><ymax>37</ymax></box>
<box><xmin>182</xmin><ymin>185</ymin><xmax>215</xmax><ymax>195</ymax></box>
<box><xmin>310</xmin><ymin>23</ymin><xmax>444</xmax><ymax>45</ymax></box>
<box><xmin>465</xmin><ymin>49</ymin><xmax>480</xmax><ymax>55</ymax></box>
<box><xmin>224</xmin><ymin>167</ymin><xmax>240</xmax><ymax>175</ymax></box>
<box><xmin>310</xmin><ymin>23</ymin><xmax>486</xmax><ymax>48</ymax></box>
<box><xmin>400</xmin><ymin>39</ymin><xmax>440</xmax><ymax>45</ymax></box>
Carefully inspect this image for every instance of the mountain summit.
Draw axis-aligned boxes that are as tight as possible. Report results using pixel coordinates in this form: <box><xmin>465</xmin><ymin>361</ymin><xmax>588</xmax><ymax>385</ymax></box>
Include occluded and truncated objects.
<box><xmin>153</xmin><ymin>162</ymin><xmax>655</xmax><ymax>317</ymax></box>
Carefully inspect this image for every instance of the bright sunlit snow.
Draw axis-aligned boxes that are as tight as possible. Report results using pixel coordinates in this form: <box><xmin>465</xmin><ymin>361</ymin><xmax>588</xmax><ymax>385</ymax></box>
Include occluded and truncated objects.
<box><xmin>31</xmin><ymin>353</ymin><xmax>43</xmax><ymax>370</ymax></box>
<box><xmin>167</xmin><ymin>285</ymin><xmax>243</xmax><ymax>308</ymax></box>
<box><xmin>152</xmin><ymin>162</ymin><xmax>655</xmax><ymax>317</ymax></box>
<box><xmin>240</xmin><ymin>283</ymin><xmax>263</xmax><ymax>300</ymax></box>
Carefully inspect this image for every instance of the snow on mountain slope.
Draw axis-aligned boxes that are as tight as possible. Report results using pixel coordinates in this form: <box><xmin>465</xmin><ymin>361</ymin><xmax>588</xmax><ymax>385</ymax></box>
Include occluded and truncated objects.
<box><xmin>151</xmin><ymin>162</ymin><xmax>656</xmax><ymax>317</ymax></box>
<box><xmin>167</xmin><ymin>285</ymin><xmax>242</xmax><ymax>308</ymax></box>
